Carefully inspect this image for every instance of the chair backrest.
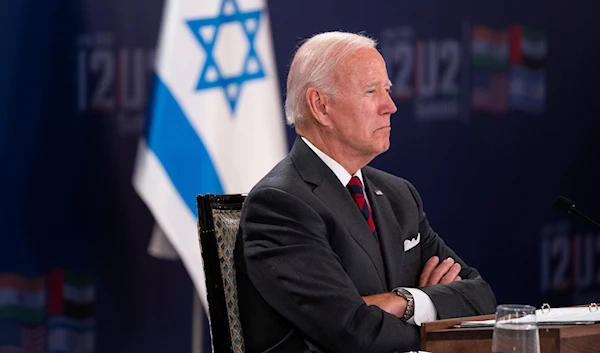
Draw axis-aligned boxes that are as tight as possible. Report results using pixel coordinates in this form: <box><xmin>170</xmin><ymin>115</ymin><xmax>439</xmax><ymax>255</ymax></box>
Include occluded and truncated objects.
<box><xmin>196</xmin><ymin>194</ymin><xmax>246</xmax><ymax>353</ymax></box>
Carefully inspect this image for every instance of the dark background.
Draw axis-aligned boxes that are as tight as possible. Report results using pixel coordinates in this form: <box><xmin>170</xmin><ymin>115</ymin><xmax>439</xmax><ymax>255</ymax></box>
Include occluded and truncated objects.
<box><xmin>1</xmin><ymin>0</ymin><xmax>599</xmax><ymax>352</ymax></box>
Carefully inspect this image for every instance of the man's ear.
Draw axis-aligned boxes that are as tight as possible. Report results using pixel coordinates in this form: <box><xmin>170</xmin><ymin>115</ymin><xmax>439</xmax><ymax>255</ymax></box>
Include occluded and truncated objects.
<box><xmin>306</xmin><ymin>87</ymin><xmax>331</xmax><ymax>126</ymax></box>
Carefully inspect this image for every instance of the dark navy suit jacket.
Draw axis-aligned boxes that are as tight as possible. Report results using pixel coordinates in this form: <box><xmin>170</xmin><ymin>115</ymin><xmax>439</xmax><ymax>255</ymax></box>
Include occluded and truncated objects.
<box><xmin>235</xmin><ymin>137</ymin><xmax>496</xmax><ymax>352</ymax></box>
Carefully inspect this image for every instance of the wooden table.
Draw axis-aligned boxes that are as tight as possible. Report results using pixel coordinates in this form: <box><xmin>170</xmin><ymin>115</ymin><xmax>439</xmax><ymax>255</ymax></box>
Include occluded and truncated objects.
<box><xmin>420</xmin><ymin>314</ymin><xmax>600</xmax><ymax>353</ymax></box>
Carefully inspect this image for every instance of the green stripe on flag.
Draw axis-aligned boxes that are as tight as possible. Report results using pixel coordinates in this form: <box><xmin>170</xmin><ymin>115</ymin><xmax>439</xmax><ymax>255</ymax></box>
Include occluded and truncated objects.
<box><xmin>0</xmin><ymin>306</ymin><xmax>45</xmax><ymax>323</ymax></box>
<box><xmin>522</xmin><ymin>27</ymin><xmax>545</xmax><ymax>42</ymax></box>
<box><xmin>472</xmin><ymin>55</ymin><xmax>508</xmax><ymax>70</ymax></box>
<box><xmin>64</xmin><ymin>272</ymin><xmax>93</xmax><ymax>287</ymax></box>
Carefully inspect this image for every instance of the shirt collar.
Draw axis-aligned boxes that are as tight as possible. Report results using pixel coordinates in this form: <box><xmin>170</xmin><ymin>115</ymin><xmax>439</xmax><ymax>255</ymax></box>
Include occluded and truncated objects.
<box><xmin>301</xmin><ymin>136</ymin><xmax>364</xmax><ymax>187</ymax></box>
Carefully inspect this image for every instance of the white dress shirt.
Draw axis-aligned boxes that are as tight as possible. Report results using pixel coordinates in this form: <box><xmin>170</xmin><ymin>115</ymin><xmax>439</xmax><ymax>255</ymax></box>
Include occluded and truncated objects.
<box><xmin>301</xmin><ymin>137</ymin><xmax>438</xmax><ymax>326</ymax></box>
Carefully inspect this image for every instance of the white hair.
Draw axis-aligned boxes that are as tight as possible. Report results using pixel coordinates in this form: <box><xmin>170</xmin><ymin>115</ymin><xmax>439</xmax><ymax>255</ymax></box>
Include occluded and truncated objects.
<box><xmin>284</xmin><ymin>31</ymin><xmax>377</xmax><ymax>126</ymax></box>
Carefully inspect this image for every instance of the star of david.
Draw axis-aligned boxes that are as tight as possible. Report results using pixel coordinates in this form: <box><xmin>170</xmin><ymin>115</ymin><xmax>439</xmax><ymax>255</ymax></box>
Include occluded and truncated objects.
<box><xmin>186</xmin><ymin>0</ymin><xmax>266</xmax><ymax>114</ymax></box>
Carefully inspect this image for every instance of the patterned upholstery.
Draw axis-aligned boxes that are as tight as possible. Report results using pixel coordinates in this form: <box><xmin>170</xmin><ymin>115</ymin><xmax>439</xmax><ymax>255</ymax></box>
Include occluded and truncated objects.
<box><xmin>213</xmin><ymin>209</ymin><xmax>245</xmax><ymax>352</ymax></box>
<box><xmin>197</xmin><ymin>194</ymin><xmax>246</xmax><ymax>353</ymax></box>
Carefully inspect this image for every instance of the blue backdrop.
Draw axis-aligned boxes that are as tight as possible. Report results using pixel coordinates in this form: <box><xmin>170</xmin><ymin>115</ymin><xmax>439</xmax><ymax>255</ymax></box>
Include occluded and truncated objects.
<box><xmin>1</xmin><ymin>0</ymin><xmax>599</xmax><ymax>352</ymax></box>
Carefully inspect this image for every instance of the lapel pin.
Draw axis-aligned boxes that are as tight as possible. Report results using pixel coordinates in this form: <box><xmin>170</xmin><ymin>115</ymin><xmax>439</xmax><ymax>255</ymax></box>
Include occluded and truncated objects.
<box><xmin>374</xmin><ymin>190</ymin><xmax>383</xmax><ymax>196</ymax></box>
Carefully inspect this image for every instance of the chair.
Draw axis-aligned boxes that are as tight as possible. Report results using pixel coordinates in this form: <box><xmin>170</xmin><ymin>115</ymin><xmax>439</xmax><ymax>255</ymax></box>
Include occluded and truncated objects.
<box><xmin>196</xmin><ymin>194</ymin><xmax>247</xmax><ymax>353</ymax></box>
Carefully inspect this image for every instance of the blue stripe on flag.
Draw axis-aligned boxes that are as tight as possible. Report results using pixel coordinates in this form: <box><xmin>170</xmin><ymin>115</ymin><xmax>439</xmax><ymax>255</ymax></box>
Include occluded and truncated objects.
<box><xmin>47</xmin><ymin>317</ymin><xmax>94</xmax><ymax>333</ymax></box>
<box><xmin>145</xmin><ymin>74</ymin><xmax>223</xmax><ymax>213</ymax></box>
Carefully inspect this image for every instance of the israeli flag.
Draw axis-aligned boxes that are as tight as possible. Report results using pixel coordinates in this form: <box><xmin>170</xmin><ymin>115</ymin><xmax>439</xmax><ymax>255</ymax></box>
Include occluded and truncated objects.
<box><xmin>133</xmin><ymin>0</ymin><xmax>287</xmax><ymax>312</ymax></box>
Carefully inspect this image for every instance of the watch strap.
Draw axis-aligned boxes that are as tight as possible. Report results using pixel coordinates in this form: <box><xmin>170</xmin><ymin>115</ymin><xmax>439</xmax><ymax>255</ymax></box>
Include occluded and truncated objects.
<box><xmin>393</xmin><ymin>288</ymin><xmax>414</xmax><ymax>322</ymax></box>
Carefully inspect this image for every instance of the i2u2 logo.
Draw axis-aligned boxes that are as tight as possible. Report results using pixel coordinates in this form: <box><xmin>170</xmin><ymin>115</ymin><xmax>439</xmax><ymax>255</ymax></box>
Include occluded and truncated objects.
<box><xmin>540</xmin><ymin>221</ymin><xmax>600</xmax><ymax>299</ymax></box>
<box><xmin>380</xmin><ymin>26</ymin><xmax>467</xmax><ymax>122</ymax></box>
<box><xmin>76</xmin><ymin>32</ymin><xmax>155</xmax><ymax>135</ymax></box>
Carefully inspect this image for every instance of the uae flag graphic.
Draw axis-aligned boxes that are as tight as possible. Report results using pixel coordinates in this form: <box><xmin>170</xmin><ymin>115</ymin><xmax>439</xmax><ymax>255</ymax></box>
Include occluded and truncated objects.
<box><xmin>47</xmin><ymin>269</ymin><xmax>94</xmax><ymax>319</ymax></box>
<box><xmin>510</xmin><ymin>25</ymin><xmax>546</xmax><ymax>69</ymax></box>
<box><xmin>47</xmin><ymin>269</ymin><xmax>95</xmax><ymax>353</ymax></box>
<box><xmin>508</xmin><ymin>25</ymin><xmax>546</xmax><ymax>113</ymax></box>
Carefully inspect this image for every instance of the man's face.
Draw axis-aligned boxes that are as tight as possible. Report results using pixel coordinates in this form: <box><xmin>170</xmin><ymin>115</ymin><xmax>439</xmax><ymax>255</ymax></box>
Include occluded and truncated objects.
<box><xmin>326</xmin><ymin>47</ymin><xmax>397</xmax><ymax>160</ymax></box>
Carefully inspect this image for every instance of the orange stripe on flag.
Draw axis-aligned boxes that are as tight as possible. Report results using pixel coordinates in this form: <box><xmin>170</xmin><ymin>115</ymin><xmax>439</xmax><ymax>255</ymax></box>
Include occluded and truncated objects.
<box><xmin>472</xmin><ymin>26</ymin><xmax>507</xmax><ymax>44</ymax></box>
<box><xmin>0</xmin><ymin>274</ymin><xmax>44</xmax><ymax>292</ymax></box>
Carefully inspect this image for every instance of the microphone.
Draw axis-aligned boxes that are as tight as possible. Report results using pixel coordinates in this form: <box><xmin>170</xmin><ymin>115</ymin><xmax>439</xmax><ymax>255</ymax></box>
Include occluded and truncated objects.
<box><xmin>554</xmin><ymin>196</ymin><xmax>600</xmax><ymax>229</ymax></box>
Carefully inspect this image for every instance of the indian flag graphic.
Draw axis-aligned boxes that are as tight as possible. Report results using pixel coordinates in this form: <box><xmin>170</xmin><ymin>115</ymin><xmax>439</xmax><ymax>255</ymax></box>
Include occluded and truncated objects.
<box><xmin>0</xmin><ymin>274</ymin><xmax>45</xmax><ymax>324</ymax></box>
<box><xmin>472</xmin><ymin>25</ymin><xmax>509</xmax><ymax>71</ymax></box>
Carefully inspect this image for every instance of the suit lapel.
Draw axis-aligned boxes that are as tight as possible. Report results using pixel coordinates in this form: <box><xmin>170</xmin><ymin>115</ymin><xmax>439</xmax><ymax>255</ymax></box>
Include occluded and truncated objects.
<box><xmin>290</xmin><ymin>138</ymin><xmax>387</xmax><ymax>288</ymax></box>
<box><xmin>363</xmin><ymin>174</ymin><xmax>406</xmax><ymax>290</ymax></box>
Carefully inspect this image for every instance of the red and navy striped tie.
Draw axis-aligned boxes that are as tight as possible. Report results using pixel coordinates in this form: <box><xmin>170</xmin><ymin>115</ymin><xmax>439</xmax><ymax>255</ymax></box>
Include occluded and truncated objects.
<box><xmin>347</xmin><ymin>176</ymin><xmax>380</xmax><ymax>250</ymax></box>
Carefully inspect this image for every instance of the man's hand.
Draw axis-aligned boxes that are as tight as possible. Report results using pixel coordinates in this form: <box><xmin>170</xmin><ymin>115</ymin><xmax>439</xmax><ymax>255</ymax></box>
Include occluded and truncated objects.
<box><xmin>362</xmin><ymin>293</ymin><xmax>407</xmax><ymax>318</ymax></box>
<box><xmin>419</xmin><ymin>256</ymin><xmax>462</xmax><ymax>287</ymax></box>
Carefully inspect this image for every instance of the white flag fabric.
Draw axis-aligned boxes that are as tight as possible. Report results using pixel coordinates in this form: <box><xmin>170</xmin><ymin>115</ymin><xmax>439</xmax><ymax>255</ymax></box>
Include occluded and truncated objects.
<box><xmin>133</xmin><ymin>0</ymin><xmax>287</xmax><ymax>312</ymax></box>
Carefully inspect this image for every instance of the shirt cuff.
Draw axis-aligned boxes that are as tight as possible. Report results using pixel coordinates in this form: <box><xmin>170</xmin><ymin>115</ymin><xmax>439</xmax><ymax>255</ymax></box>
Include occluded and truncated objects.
<box><xmin>403</xmin><ymin>288</ymin><xmax>437</xmax><ymax>326</ymax></box>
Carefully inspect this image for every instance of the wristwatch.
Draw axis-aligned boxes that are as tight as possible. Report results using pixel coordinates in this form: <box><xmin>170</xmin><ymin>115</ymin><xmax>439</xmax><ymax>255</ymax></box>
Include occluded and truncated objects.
<box><xmin>393</xmin><ymin>288</ymin><xmax>414</xmax><ymax>322</ymax></box>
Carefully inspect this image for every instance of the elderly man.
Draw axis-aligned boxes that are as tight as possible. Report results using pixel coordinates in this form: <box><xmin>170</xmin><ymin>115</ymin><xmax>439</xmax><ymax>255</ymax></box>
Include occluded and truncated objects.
<box><xmin>234</xmin><ymin>31</ymin><xmax>496</xmax><ymax>352</ymax></box>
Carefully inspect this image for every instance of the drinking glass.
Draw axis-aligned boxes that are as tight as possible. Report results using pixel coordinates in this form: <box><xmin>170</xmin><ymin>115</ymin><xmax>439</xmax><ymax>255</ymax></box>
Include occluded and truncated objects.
<box><xmin>491</xmin><ymin>304</ymin><xmax>540</xmax><ymax>353</ymax></box>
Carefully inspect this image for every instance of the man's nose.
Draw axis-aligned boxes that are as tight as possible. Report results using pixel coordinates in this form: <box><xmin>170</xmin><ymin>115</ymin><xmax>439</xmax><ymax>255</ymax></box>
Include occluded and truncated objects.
<box><xmin>382</xmin><ymin>92</ymin><xmax>397</xmax><ymax>115</ymax></box>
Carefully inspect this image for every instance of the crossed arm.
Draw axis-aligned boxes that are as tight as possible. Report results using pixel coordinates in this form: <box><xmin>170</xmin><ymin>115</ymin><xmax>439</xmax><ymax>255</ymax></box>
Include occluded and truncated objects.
<box><xmin>362</xmin><ymin>255</ymin><xmax>463</xmax><ymax>318</ymax></box>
